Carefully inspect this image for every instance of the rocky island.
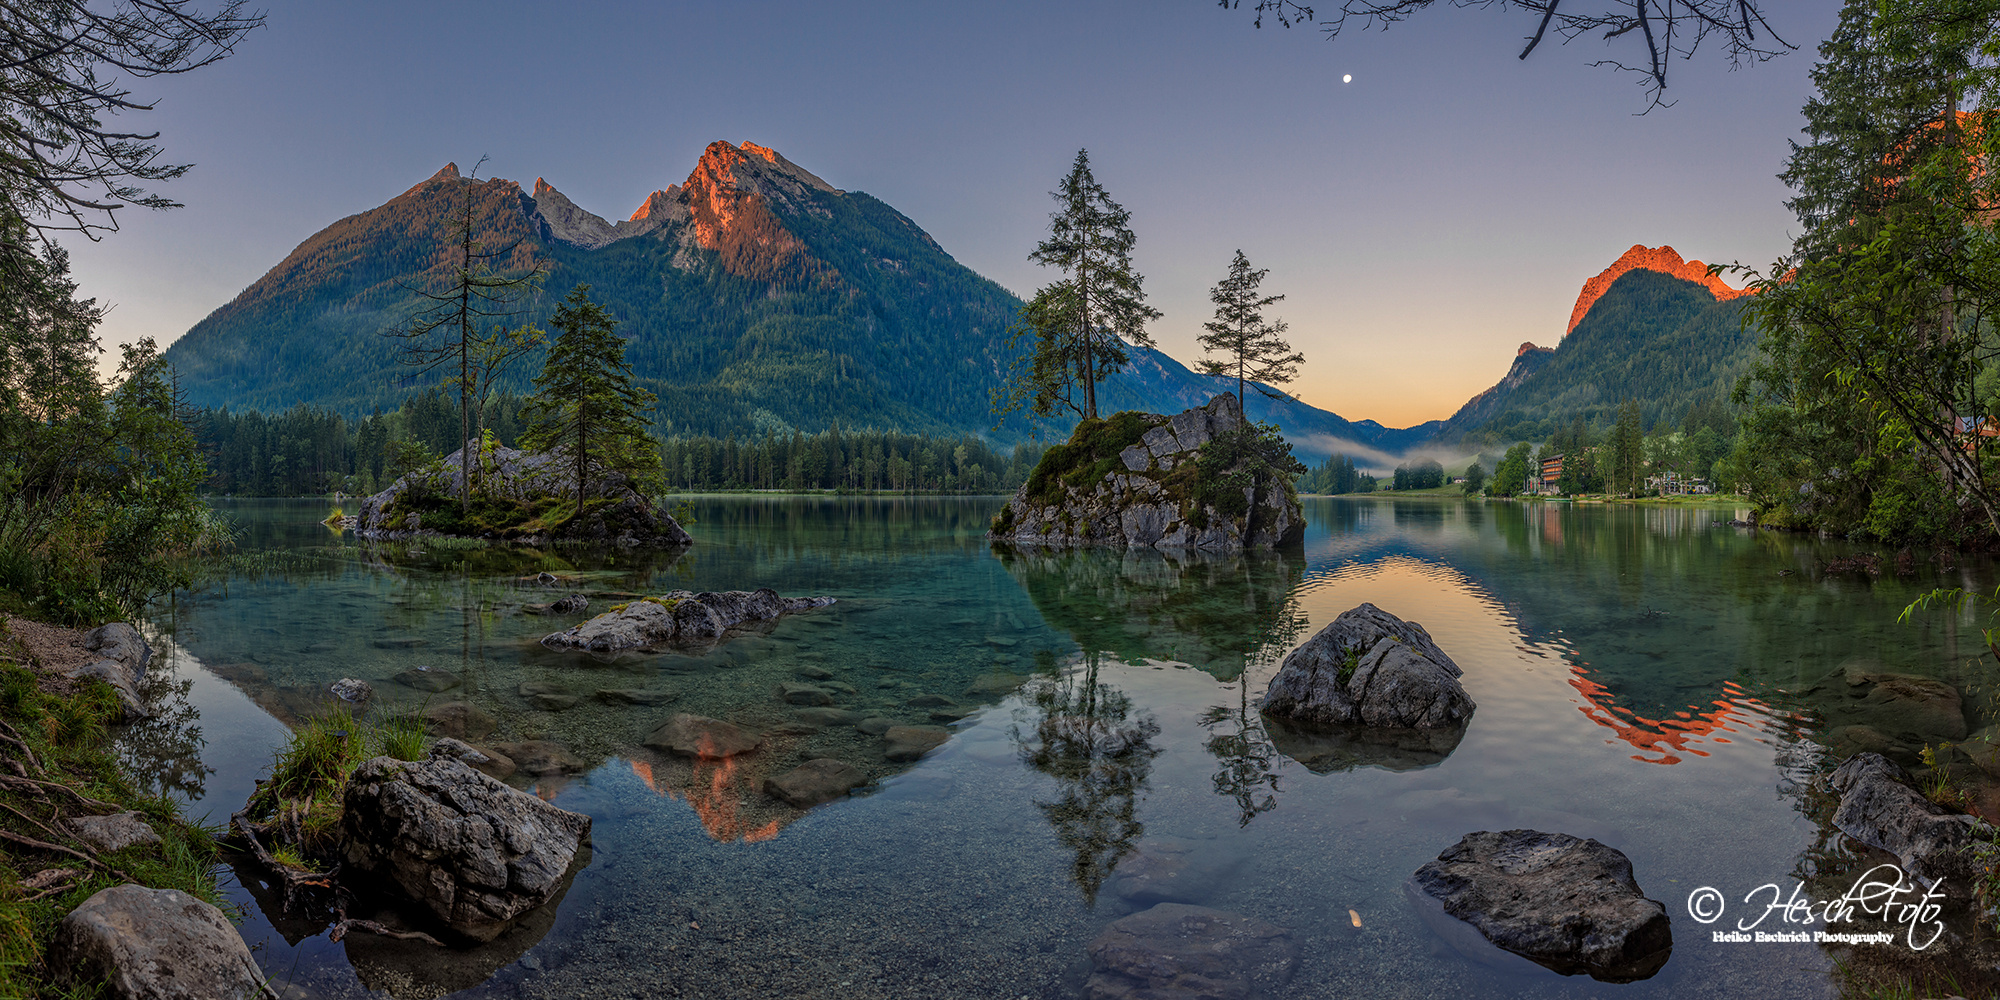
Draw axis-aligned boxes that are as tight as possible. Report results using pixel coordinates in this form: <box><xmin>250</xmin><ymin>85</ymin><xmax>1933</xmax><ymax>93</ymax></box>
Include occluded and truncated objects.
<box><xmin>351</xmin><ymin>441</ymin><xmax>692</xmax><ymax>547</ymax></box>
<box><xmin>988</xmin><ymin>395</ymin><xmax>1304</xmax><ymax>550</ymax></box>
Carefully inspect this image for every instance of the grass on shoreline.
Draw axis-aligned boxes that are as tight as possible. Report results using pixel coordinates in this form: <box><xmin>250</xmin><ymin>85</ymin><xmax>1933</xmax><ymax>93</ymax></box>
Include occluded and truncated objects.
<box><xmin>0</xmin><ymin>621</ymin><xmax>223</xmax><ymax>999</ymax></box>
<box><xmin>1304</xmin><ymin>488</ymin><xmax>1753</xmax><ymax>507</ymax></box>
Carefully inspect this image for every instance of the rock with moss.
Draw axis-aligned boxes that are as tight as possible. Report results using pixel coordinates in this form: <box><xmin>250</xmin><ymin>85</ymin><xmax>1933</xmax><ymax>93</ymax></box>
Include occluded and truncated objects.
<box><xmin>540</xmin><ymin>588</ymin><xmax>835</xmax><ymax>654</ymax></box>
<box><xmin>340</xmin><ymin>753</ymin><xmax>591</xmax><ymax>942</ymax></box>
<box><xmin>988</xmin><ymin>395</ymin><xmax>1304</xmax><ymax>551</ymax></box>
<box><xmin>1262</xmin><ymin>603</ymin><xmax>1475</xmax><ymax>730</ymax></box>
<box><xmin>354</xmin><ymin>441</ymin><xmax>692</xmax><ymax>547</ymax></box>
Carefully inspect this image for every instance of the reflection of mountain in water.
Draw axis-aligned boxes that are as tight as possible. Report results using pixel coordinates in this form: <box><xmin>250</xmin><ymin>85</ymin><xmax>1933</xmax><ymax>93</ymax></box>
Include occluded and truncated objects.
<box><xmin>1298</xmin><ymin>497</ymin><xmax>1987</xmax><ymax>758</ymax></box>
<box><xmin>994</xmin><ymin>545</ymin><xmax>1308</xmax><ymax>681</ymax></box>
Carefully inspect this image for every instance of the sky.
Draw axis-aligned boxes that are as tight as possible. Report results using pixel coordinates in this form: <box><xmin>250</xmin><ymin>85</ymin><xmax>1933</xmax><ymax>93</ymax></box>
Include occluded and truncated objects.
<box><xmin>56</xmin><ymin>0</ymin><xmax>1842</xmax><ymax>429</ymax></box>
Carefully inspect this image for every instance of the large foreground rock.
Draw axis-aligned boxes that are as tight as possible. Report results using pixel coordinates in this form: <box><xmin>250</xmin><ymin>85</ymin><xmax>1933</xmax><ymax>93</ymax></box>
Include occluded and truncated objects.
<box><xmin>989</xmin><ymin>395</ymin><xmax>1305</xmax><ymax>551</ymax></box>
<box><xmin>1085</xmin><ymin>902</ymin><xmax>1298</xmax><ymax>1000</ymax></box>
<box><xmin>540</xmin><ymin>588</ymin><xmax>835</xmax><ymax>654</ymax></box>
<box><xmin>1829</xmin><ymin>752</ymin><xmax>1989</xmax><ymax>888</ymax></box>
<box><xmin>1410</xmin><ymin>829</ymin><xmax>1671</xmax><ymax>983</ymax></box>
<box><xmin>1261</xmin><ymin>603</ymin><xmax>1474</xmax><ymax>729</ymax></box>
<box><xmin>341</xmin><ymin>752</ymin><xmax>592</xmax><ymax>942</ymax></box>
<box><xmin>65</xmin><ymin>622</ymin><xmax>152</xmax><ymax>721</ymax></box>
<box><xmin>52</xmin><ymin>884</ymin><xmax>276</xmax><ymax>999</ymax></box>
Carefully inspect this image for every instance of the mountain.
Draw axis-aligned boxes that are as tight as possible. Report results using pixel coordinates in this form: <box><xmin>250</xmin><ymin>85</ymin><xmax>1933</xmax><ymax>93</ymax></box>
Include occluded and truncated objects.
<box><xmin>163</xmin><ymin>141</ymin><xmax>1423</xmax><ymax>457</ymax></box>
<box><xmin>1437</xmin><ymin>255</ymin><xmax>1759</xmax><ymax>443</ymax></box>
<box><xmin>1564</xmin><ymin>244</ymin><xmax>1749</xmax><ymax>335</ymax></box>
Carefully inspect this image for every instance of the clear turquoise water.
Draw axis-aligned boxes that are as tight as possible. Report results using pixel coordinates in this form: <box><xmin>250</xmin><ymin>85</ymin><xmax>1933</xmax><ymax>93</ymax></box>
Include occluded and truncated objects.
<box><xmin>132</xmin><ymin>496</ymin><xmax>2000</xmax><ymax>999</ymax></box>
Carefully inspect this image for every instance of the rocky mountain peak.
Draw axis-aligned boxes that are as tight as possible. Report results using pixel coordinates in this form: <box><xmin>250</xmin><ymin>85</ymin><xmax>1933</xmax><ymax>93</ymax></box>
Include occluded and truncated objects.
<box><xmin>1567</xmin><ymin>244</ymin><xmax>1748</xmax><ymax>335</ymax></box>
<box><xmin>679</xmin><ymin>140</ymin><xmax>827</xmax><ymax>280</ymax></box>
<box><xmin>529</xmin><ymin>178</ymin><xmax>618</xmax><ymax>250</ymax></box>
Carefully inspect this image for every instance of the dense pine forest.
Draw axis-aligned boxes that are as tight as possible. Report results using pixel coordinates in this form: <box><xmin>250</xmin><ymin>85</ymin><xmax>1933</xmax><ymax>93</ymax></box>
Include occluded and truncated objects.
<box><xmin>190</xmin><ymin>392</ymin><xmax>1044</xmax><ymax>496</ymax></box>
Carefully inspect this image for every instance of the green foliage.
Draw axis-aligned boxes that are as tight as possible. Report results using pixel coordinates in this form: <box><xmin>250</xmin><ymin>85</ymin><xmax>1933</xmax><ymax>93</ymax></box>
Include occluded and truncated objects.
<box><xmin>1336</xmin><ymin>647</ymin><xmax>1360</xmax><ymax>688</ymax></box>
<box><xmin>1296</xmin><ymin>454</ymin><xmax>1374</xmax><ymax>494</ymax></box>
<box><xmin>1730</xmin><ymin>0</ymin><xmax>2000</xmax><ymax>546</ymax></box>
<box><xmin>662</xmin><ymin>427</ymin><xmax>1037</xmax><ymax>493</ymax></box>
<box><xmin>1023</xmin><ymin>411</ymin><xmax>1155</xmax><ymax>508</ymax></box>
<box><xmin>1488</xmin><ymin>443</ymin><xmax>1533</xmax><ymax>497</ymax></box>
<box><xmin>1461</xmin><ymin>460</ymin><xmax>1487</xmax><ymax>495</ymax></box>
<box><xmin>1197</xmin><ymin>249</ymin><xmax>1303</xmax><ymax>409</ymax></box>
<box><xmin>521</xmin><ymin>284</ymin><xmax>662</xmax><ymax>505</ymax></box>
<box><xmin>1391</xmin><ymin>458</ymin><xmax>1444</xmax><ymax>491</ymax></box>
<box><xmin>995</xmin><ymin>150</ymin><xmax>1161</xmax><ymax>422</ymax></box>
<box><xmin>373</xmin><ymin>711</ymin><xmax>427</xmax><ymax>762</ymax></box>
<box><xmin>1186</xmin><ymin>422</ymin><xmax>1305</xmax><ymax>528</ymax></box>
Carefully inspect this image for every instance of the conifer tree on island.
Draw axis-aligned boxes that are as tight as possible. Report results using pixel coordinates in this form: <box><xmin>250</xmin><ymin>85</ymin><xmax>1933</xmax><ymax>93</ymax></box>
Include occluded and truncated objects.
<box><xmin>384</xmin><ymin>157</ymin><xmax>546</xmax><ymax>516</ymax></box>
<box><xmin>995</xmin><ymin>149</ymin><xmax>1161</xmax><ymax>422</ymax></box>
<box><xmin>522</xmin><ymin>284</ymin><xmax>661</xmax><ymax>513</ymax></box>
<box><xmin>1198</xmin><ymin>249</ymin><xmax>1304</xmax><ymax>410</ymax></box>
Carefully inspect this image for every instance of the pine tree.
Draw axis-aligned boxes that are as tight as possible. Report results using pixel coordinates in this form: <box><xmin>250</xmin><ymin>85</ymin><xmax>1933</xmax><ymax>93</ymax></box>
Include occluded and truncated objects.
<box><xmin>996</xmin><ymin>150</ymin><xmax>1160</xmax><ymax>421</ymax></box>
<box><xmin>384</xmin><ymin>158</ymin><xmax>546</xmax><ymax>515</ymax></box>
<box><xmin>1198</xmin><ymin>250</ymin><xmax>1303</xmax><ymax>410</ymax></box>
<box><xmin>521</xmin><ymin>285</ymin><xmax>660</xmax><ymax>512</ymax></box>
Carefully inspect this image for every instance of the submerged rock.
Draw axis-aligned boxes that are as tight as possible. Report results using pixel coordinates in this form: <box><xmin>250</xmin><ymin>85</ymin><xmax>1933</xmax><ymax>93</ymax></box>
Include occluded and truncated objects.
<box><xmin>1410</xmin><ymin>829</ymin><xmax>1671</xmax><ymax>983</ymax></box>
<box><xmin>594</xmin><ymin>687</ymin><xmax>680</xmax><ymax>706</ymax></box>
<box><xmin>1105</xmin><ymin>837</ymin><xmax>1245</xmax><ymax>907</ymax></box>
<box><xmin>490</xmin><ymin>740</ymin><xmax>585</xmax><ymax>776</ymax></box>
<box><xmin>394</xmin><ymin>665</ymin><xmax>460</xmax><ymax>693</ymax></box>
<box><xmin>429</xmin><ymin>737</ymin><xmax>516</xmax><ymax>781</ymax></box>
<box><xmin>765</xmin><ymin>759</ymin><xmax>869</xmax><ymax>807</ymax></box>
<box><xmin>52</xmin><ymin>884</ymin><xmax>275</xmax><ymax>1000</ymax></box>
<box><xmin>539</xmin><ymin>589</ymin><xmax>836</xmax><ymax>654</ymax></box>
<box><xmin>1262</xmin><ymin>714</ymin><xmax>1466</xmax><ymax>773</ymax></box>
<box><xmin>342</xmin><ymin>755</ymin><xmax>592</xmax><ymax>942</ymax></box>
<box><xmin>525</xmin><ymin>594</ymin><xmax>589</xmax><ymax>615</ymax></box>
<box><xmin>644</xmin><ymin>713</ymin><xmax>762</xmax><ymax>759</ymax></box>
<box><xmin>1811</xmin><ymin>667</ymin><xmax>1968</xmax><ymax>745</ymax></box>
<box><xmin>883</xmin><ymin>725</ymin><xmax>950</xmax><ymax>762</ymax></box>
<box><xmin>1085</xmin><ymin>902</ymin><xmax>1298</xmax><ymax>1000</ymax></box>
<box><xmin>1829</xmin><ymin>752</ymin><xmax>1990</xmax><ymax>888</ymax></box>
<box><xmin>1261</xmin><ymin>603</ymin><xmax>1474</xmax><ymax>729</ymax></box>
<box><xmin>989</xmin><ymin>395</ymin><xmax>1305</xmax><ymax>551</ymax></box>
<box><xmin>423</xmin><ymin>701</ymin><xmax>497</xmax><ymax>740</ymax></box>
<box><xmin>329</xmin><ymin>677</ymin><xmax>373</xmax><ymax>704</ymax></box>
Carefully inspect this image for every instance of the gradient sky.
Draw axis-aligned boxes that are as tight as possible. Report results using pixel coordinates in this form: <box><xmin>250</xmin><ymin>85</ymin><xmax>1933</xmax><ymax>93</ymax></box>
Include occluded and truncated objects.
<box><xmin>55</xmin><ymin>0</ymin><xmax>1840</xmax><ymax>428</ymax></box>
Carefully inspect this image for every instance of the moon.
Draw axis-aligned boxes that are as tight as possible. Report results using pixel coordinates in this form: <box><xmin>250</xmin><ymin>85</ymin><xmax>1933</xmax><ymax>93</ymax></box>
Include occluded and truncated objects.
<box><xmin>1342</xmin><ymin>74</ymin><xmax>1352</xmax><ymax>83</ymax></box>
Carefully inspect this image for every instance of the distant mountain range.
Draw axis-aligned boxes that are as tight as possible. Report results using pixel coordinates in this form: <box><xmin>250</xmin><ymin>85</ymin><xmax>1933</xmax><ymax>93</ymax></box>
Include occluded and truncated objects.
<box><xmin>161</xmin><ymin>141</ymin><xmax>1432</xmax><ymax>461</ymax></box>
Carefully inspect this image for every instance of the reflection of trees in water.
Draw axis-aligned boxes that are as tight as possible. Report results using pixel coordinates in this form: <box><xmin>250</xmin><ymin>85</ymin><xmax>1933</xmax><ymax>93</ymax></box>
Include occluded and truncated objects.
<box><xmin>996</xmin><ymin>544</ymin><xmax>1308</xmax><ymax>681</ymax></box>
<box><xmin>115</xmin><ymin>667</ymin><xmax>211</xmax><ymax>801</ymax></box>
<box><xmin>1200</xmin><ymin>681</ymin><xmax>1282</xmax><ymax>828</ymax></box>
<box><xmin>1014</xmin><ymin>650</ymin><xmax>1161</xmax><ymax>904</ymax></box>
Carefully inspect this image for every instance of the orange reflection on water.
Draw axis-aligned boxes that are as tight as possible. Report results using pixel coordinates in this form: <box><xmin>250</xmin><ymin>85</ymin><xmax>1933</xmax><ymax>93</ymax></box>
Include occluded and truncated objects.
<box><xmin>628</xmin><ymin>757</ymin><xmax>781</xmax><ymax>843</ymax></box>
<box><xmin>1570</xmin><ymin>670</ymin><xmax>1779</xmax><ymax>765</ymax></box>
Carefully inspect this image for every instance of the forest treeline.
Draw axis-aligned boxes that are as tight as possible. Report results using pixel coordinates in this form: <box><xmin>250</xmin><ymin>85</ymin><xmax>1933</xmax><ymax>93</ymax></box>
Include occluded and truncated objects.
<box><xmin>190</xmin><ymin>391</ymin><xmax>1045</xmax><ymax>496</ymax></box>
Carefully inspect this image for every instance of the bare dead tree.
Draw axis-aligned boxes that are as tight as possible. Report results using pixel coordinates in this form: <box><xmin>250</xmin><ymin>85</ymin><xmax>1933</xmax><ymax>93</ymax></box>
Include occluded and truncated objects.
<box><xmin>0</xmin><ymin>1</ymin><xmax>264</xmax><ymax>240</ymax></box>
<box><xmin>1222</xmin><ymin>0</ymin><xmax>1793</xmax><ymax>110</ymax></box>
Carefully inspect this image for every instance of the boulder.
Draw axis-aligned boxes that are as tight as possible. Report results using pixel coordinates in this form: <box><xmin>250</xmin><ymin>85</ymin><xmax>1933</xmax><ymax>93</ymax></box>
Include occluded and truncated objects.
<box><xmin>1261</xmin><ymin>603</ymin><xmax>1474</xmax><ymax>729</ymax></box>
<box><xmin>523</xmin><ymin>594</ymin><xmax>588</xmax><ymax>615</ymax></box>
<box><xmin>51</xmin><ymin>884</ymin><xmax>275</xmax><ymax>1000</ymax></box>
<box><xmin>781</xmin><ymin>682</ymin><xmax>836</xmax><ymax>706</ymax></box>
<box><xmin>989</xmin><ymin>395</ymin><xmax>1305</xmax><ymax>552</ymax></box>
<box><xmin>1410</xmin><ymin>830</ymin><xmax>1671</xmax><ymax>983</ymax></box>
<box><xmin>765</xmin><ymin>759</ymin><xmax>869</xmax><ymax>807</ymax></box>
<box><xmin>883</xmin><ymin>725</ymin><xmax>950</xmax><ymax>762</ymax></box>
<box><xmin>1085</xmin><ymin>902</ymin><xmax>1298</xmax><ymax>1000</ymax></box>
<box><xmin>66</xmin><ymin>812</ymin><xmax>161</xmax><ymax>854</ymax></box>
<box><xmin>65</xmin><ymin>622</ymin><xmax>153</xmax><ymax>721</ymax></box>
<box><xmin>644</xmin><ymin>713</ymin><xmax>762</xmax><ymax>759</ymax></box>
<box><xmin>341</xmin><ymin>755</ymin><xmax>592</xmax><ymax>942</ymax></box>
<box><xmin>329</xmin><ymin>678</ymin><xmax>373</xmax><ymax>704</ymax></box>
<box><xmin>1829</xmin><ymin>752</ymin><xmax>1990</xmax><ymax>888</ymax></box>
<box><xmin>540</xmin><ymin>589</ymin><xmax>837</xmax><ymax>654</ymax></box>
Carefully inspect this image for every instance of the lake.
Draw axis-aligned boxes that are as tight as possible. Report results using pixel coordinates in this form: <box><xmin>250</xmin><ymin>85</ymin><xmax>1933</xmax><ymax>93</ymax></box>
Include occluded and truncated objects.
<box><xmin>126</xmin><ymin>496</ymin><xmax>1999</xmax><ymax>999</ymax></box>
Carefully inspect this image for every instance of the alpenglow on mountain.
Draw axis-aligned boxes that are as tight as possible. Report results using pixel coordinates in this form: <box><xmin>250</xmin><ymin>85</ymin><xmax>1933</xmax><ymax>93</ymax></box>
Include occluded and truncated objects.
<box><xmin>161</xmin><ymin>141</ymin><xmax>1432</xmax><ymax>457</ymax></box>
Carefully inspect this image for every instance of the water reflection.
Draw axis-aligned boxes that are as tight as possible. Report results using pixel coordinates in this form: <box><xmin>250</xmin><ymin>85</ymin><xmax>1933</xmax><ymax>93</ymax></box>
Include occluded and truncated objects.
<box><xmin>1198</xmin><ymin>681</ymin><xmax>1282</xmax><ymax>827</ymax></box>
<box><xmin>994</xmin><ymin>544</ymin><xmax>1307</xmax><ymax>681</ymax></box>
<box><xmin>1013</xmin><ymin>651</ymin><xmax>1162</xmax><ymax>903</ymax></box>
